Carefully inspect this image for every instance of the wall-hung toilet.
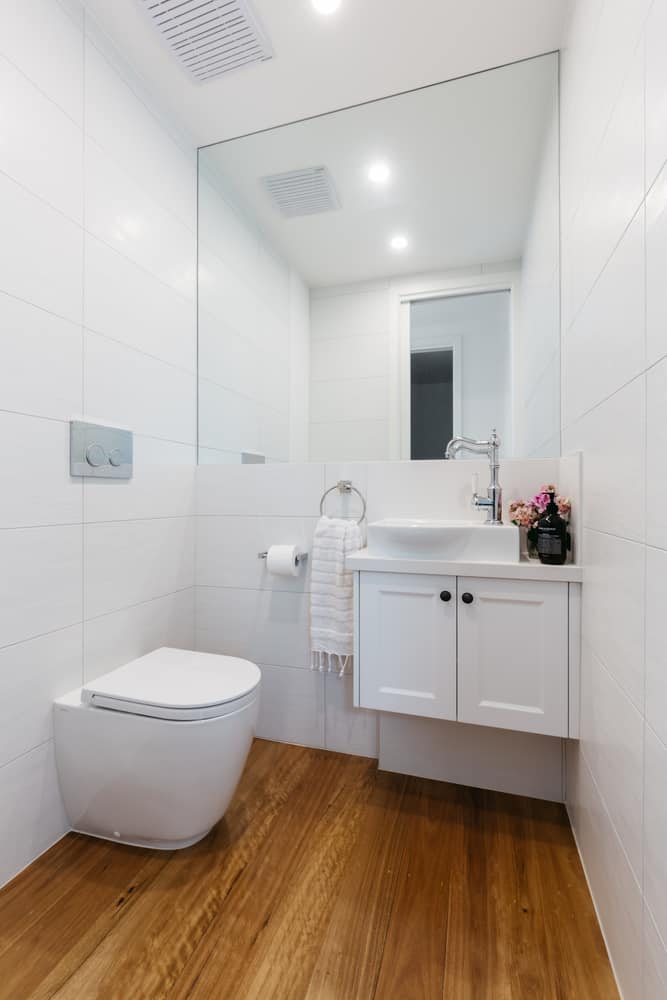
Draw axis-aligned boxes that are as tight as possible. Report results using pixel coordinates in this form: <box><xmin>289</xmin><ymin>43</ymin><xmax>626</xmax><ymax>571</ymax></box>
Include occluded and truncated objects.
<box><xmin>54</xmin><ymin>647</ymin><xmax>261</xmax><ymax>850</ymax></box>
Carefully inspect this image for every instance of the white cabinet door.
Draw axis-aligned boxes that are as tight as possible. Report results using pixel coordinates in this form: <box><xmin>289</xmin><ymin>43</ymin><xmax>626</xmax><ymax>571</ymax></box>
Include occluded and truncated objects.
<box><xmin>457</xmin><ymin>577</ymin><xmax>568</xmax><ymax>737</ymax></box>
<box><xmin>359</xmin><ymin>572</ymin><xmax>456</xmax><ymax>719</ymax></box>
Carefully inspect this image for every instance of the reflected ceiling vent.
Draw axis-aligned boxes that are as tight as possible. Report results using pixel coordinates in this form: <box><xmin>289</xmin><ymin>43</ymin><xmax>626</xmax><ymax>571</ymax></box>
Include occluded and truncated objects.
<box><xmin>262</xmin><ymin>166</ymin><xmax>341</xmax><ymax>218</ymax></box>
<box><xmin>138</xmin><ymin>0</ymin><xmax>273</xmax><ymax>84</ymax></box>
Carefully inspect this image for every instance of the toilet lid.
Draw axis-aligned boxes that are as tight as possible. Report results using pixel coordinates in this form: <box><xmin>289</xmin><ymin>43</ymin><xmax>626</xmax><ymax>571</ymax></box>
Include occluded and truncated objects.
<box><xmin>82</xmin><ymin>647</ymin><xmax>261</xmax><ymax>721</ymax></box>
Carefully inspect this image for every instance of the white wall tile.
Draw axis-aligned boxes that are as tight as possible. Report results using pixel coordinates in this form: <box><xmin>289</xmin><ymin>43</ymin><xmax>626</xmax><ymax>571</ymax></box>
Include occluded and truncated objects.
<box><xmin>0</xmin><ymin>172</ymin><xmax>82</xmax><ymax>324</ymax></box>
<box><xmin>84</xmin><ymin>517</ymin><xmax>194</xmax><ymax>620</ymax></box>
<box><xmin>84</xmin><ymin>137</ymin><xmax>195</xmax><ymax>300</ymax></box>
<box><xmin>646</xmin><ymin>545</ymin><xmax>667</xmax><ymax>747</ymax></box>
<box><xmin>83</xmin><ymin>457</ymin><xmax>195</xmax><ymax>524</ymax></box>
<box><xmin>0</xmin><ymin>742</ymin><xmax>68</xmax><ymax>889</ymax></box>
<box><xmin>324</xmin><ymin>674</ymin><xmax>378</xmax><ymax>758</ymax></box>
<box><xmin>0</xmin><ymin>55</ymin><xmax>83</xmax><ymax>222</ymax></box>
<box><xmin>310</xmin><ymin>420</ymin><xmax>389</xmax><ymax>462</ymax></box>
<box><xmin>84</xmin><ymin>331</ymin><xmax>196</xmax><ymax>445</ymax></box>
<box><xmin>0</xmin><ymin>625</ymin><xmax>82</xmax><ymax>766</ymax></box>
<box><xmin>196</xmin><ymin>516</ymin><xmax>317</xmax><ymax>592</ymax></box>
<box><xmin>0</xmin><ymin>293</ymin><xmax>82</xmax><ymax>421</ymax></box>
<box><xmin>310</xmin><ymin>288</ymin><xmax>389</xmax><ymax>340</ymax></box>
<box><xmin>646</xmin><ymin>163</ymin><xmax>667</xmax><ymax>368</ymax></box>
<box><xmin>197</xmin><ymin>463</ymin><xmax>325</xmax><ymax>517</ymax></box>
<box><xmin>310</xmin><ymin>377</ymin><xmax>389</xmax><ymax>424</ymax></box>
<box><xmin>0</xmin><ymin>413</ymin><xmax>81</xmax><ymax>528</ymax></box>
<box><xmin>644</xmin><ymin>905</ymin><xmax>667</xmax><ymax>1000</ymax></box>
<box><xmin>310</xmin><ymin>333</ymin><xmax>391</xmax><ymax>383</ymax></box>
<box><xmin>255</xmin><ymin>664</ymin><xmax>325</xmax><ymax>749</ymax></box>
<box><xmin>645</xmin><ymin>0</ymin><xmax>667</xmax><ymax>191</ymax></box>
<box><xmin>0</xmin><ymin>525</ymin><xmax>82</xmax><ymax>648</ymax></box>
<box><xmin>646</xmin><ymin>358</ymin><xmax>667</xmax><ymax>548</ymax></box>
<box><xmin>579</xmin><ymin>645</ymin><xmax>643</xmax><ymax>879</ymax></box>
<box><xmin>566</xmin><ymin>746</ymin><xmax>643</xmax><ymax>999</ymax></box>
<box><xmin>582</xmin><ymin>529</ymin><xmax>645</xmax><ymax>710</ymax></box>
<box><xmin>84</xmin><ymin>235</ymin><xmax>195</xmax><ymax>371</ymax></box>
<box><xmin>83</xmin><ymin>588</ymin><xmax>195</xmax><ymax>683</ymax></box>
<box><xmin>197</xmin><ymin>586</ymin><xmax>310</xmax><ymax>669</ymax></box>
<box><xmin>0</xmin><ymin>0</ymin><xmax>83</xmax><ymax>125</ymax></box>
<box><xmin>645</xmin><ymin>726</ymin><xmax>667</xmax><ymax>947</ymax></box>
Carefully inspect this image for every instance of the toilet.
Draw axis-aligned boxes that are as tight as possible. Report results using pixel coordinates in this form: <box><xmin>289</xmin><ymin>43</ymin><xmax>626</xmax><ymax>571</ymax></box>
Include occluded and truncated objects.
<box><xmin>54</xmin><ymin>647</ymin><xmax>261</xmax><ymax>850</ymax></box>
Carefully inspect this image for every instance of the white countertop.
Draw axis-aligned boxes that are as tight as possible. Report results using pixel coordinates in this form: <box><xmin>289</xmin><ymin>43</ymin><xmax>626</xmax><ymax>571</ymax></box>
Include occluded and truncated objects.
<box><xmin>346</xmin><ymin>549</ymin><xmax>583</xmax><ymax>582</ymax></box>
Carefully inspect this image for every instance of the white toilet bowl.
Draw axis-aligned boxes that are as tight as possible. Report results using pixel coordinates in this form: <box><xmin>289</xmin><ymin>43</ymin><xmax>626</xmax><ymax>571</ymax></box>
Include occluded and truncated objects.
<box><xmin>54</xmin><ymin>647</ymin><xmax>261</xmax><ymax>850</ymax></box>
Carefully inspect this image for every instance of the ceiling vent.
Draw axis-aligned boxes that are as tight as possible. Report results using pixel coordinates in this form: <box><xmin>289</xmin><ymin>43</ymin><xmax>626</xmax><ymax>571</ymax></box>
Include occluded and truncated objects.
<box><xmin>138</xmin><ymin>0</ymin><xmax>273</xmax><ymax>84</ymax></box>
<box><xmin>262</xmin><ymin>167</ymin><xmax>341</xmax><ymax>218</ymax></box>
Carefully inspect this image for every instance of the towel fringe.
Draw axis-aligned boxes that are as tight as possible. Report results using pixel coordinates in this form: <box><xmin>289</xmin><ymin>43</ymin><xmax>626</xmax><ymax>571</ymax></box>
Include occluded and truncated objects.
<box><xmin>310</xmin><ymin>651</ymin><xmax>352</xmax><ymax>677</ymax></box>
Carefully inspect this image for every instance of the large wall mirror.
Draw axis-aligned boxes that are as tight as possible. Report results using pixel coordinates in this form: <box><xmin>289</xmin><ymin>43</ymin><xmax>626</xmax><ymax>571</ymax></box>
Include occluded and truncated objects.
<box><xmin>197</xmin><ymin>52</ymin><xmax>559</xmax><ymax>464</ymax></box>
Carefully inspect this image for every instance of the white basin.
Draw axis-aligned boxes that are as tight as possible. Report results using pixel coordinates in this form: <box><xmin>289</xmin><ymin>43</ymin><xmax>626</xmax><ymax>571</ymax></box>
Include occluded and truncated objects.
<box><xmin>367</xmin><ymin>518</ymin><xmax>520</xmax><ymax>563</ymax></box>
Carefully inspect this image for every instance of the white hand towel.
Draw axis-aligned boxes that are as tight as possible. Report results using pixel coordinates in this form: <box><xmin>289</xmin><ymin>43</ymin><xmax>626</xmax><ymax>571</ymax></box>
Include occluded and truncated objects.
<box><xmin>310</xmin><ymin>515</ymin><xmax>363</xmax><ymax>676</ymax></box>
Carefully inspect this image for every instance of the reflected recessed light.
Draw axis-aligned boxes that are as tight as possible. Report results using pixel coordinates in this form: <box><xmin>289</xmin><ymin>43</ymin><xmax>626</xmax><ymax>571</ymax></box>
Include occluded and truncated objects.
<box><xmin>312</xmin><ymin>0</ymin><xmax>341</xmax><ymax>14</ymax></box>
<box><xmin>368</xmin><ymin>161</ymin><xmax>390</xmax><ymax>184</ymax></box>
<box><xmin>390</xmin><ymin>234</ymin><xmax>408</xmax><ymax>250</ymax></box>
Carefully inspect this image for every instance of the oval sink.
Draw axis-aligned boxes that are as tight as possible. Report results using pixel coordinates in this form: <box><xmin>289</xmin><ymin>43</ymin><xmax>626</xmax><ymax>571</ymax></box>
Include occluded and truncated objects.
<box><xmin>367</xmin><ymin>518</ymin><xmax>520</xmax><ymax>563</ymax></box>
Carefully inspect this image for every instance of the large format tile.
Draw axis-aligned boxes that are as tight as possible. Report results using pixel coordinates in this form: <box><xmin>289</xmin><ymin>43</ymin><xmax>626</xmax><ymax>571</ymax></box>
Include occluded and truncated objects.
<box><xmin>644</xmin><ymin>903</ymin><xmax>667</xmax><ymax>1000</ymax></box>
<box><xmin>311</xmin><ymin>334</ymin><xmax>390</xmax><ymax>382</ymax></box>
<box><xmin>566</xmin><ymin>747</ymin><xmax>643</xmax><ymax>1000</ymax></box>
<box><xmin>310</xmin><ymin>376</ymin><xmax>389</xmax><ymax>425</ymax></box>
<box><xmin>0</xmin><ymin>292</ymin><xmax>82</xmax><ymax>421</ymax></box>
<box><xmin>83</xmin><ymin>453</ymin><xmax>195</xmax><ymax>524</ymax></box>
<box><xmin>645</xmin><ymin>0</ymin><xmax>667</xmax><ymax>191</ymax></box>
<box><xmin>254</xmin><ymin>663</ymin><xmax>325</xmax><ymax>748</ymax></box>
<box><xmin>647</xmin><ymin>167</ymin><xmax>667</xmax><ymax>368</ymax></box>
<box><xmin>84</xmin><ymin>517</ymin><xmax>195</xmax><ymax>620</ymax></box>
<box><xmin>0</xmin><ymin>624</ymin><xmax>82</xmax><ymax>767</ymax></box>
<box><xmin>83</xmin><ymin>38</ymin><xmax>195</xmax><ymax>230</ymax></box>
<box><xmin>84</xmin><ymin>331</ymin><xmax>196</xmax><ymax>446</ymax></box>
<box><xmin>310</xmin><ymin>287</ymin><xmax>389</xmax><ymax>340</ymax></box>
<box><xmin>84</xmin><ymin>235</ymin><xmax>195</xmax><ymax>372</ymax></box>
<box><xmin>644</xmin><ymin>725</ymin><xmax>667</xmax><ymax>948</ymax></box>
<box><xmin>0</xmin><ymin>525</ymin><xmax>82</xmax><ymax>648</ymax></box>
<box><xmin>0</xmin><ymin>742</ymin><xmax>68</xmax><ymax>889</ymax></box>
<box><xmin>582</xmin><ymin>529</ymin><xmax>645</xmax><ymax>711</ymax></box>
<box><xmin>563</xmin><ymin>377</ymin><xmax>645</xmax><ymax>543</ymax></box>
<box><xmin>647</xmin><ymin>359</ymin><xmax>667</xmax><ymax>549</ymax></box>
<box><xmin>0</xmin><ymin>172</ymin><xmax>82</xmax><ymax>324</ymax></box>
<box><xmin>646</xmin><ymin>545</ymin><xmax>667</xmax><ymax>747</ymax></box>
<box><xmin>83</xmin><ymin>588</ymin><xmax>195</xmax><ymax>683</ymax></box>
<box><xmin>579</xmin><ymin>644</ymin><xmax>643</xmax><ymax>880</ymax></box>
<box><xmin>324</xmin><ymin>673</ymin><xmax>378</xmax><ymax>758</ymax></box>
<box><xmin>196</xmin><ymin>516</ymin><xmax>317</xmax><ymax>592</ymax></box>
<box><xmin>0</xmin><ymin>0</ymin><xmax>83</xmax><ymax>125</ymax></box>
<box><xmin>310</xmin><ymin>420</ymin><xmax>389</xmax><ymax>463</ymax></box>
<box><xmin>196</xmin><ymin>587</ymin><xmax>310</xmax><ymax>669</ymax></box>
<box><xmin>0</xmin><ymin>55</ymin><xmax>83</xmax><ymax>222</ymax></box>
<box><xmin>197</xmin><ymin>463</ymin><xmax>325</xmax><ymax>517</ymax></box>
<box><xmin>0</xmin><ymin>413</ymin><xmax>81</xmax><ymax>528</ymax></box>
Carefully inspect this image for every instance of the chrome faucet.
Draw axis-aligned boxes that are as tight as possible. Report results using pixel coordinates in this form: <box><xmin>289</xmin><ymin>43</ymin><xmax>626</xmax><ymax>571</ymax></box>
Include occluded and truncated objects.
<box><xmin>445</xmin><ymin>429</ymin><xmax>503</xmax><ymax>525</ymax></box>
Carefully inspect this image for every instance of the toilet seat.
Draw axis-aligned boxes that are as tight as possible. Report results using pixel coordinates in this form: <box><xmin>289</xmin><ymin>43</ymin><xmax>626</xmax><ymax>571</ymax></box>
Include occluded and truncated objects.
<box><xmin>81</xmin><ymin>647</ymin><xmax>261</xmax><ymax>722</ymax></box>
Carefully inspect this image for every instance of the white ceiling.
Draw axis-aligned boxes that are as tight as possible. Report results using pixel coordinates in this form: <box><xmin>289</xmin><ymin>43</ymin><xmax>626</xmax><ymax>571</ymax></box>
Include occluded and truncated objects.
<box><xmin>82</xmin><ymin>0</ymin><xmax>568</xmax><ymax>146</ymax></box>
<box><xmin>201</xmin><ymin>55</ymin><xmax>557</xmax><ymax>286</ymax></box>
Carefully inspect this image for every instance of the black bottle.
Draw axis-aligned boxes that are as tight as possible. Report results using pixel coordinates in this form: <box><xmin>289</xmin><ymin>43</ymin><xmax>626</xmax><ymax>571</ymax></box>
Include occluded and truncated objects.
<box><xmin>536</xmin><ymin>492</ymin><xmax>569</xmax><ymax>565</ymax></box>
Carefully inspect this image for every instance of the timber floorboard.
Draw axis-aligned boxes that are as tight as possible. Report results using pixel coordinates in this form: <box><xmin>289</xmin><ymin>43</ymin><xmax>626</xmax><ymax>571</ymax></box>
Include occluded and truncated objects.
<box><xmin>0</xmin><ymin>740</ymin><xmax>619</xmax><ymax>1000</ymax></box>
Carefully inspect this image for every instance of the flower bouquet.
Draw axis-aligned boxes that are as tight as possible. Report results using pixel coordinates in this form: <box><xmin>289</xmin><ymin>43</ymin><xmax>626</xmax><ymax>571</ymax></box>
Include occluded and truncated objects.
<box><xmin>508</xmin><ymin>485</ymin><xmax>572</xmax><ymax>560</ymax></box>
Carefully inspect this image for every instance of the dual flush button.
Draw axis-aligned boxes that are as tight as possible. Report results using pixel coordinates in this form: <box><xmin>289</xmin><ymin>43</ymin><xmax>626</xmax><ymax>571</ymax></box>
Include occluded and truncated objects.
<box><xmin>85</xmin><ymin>443</ymin><xmax>123</xmax><ymax>468</ymax></box>
<box><xmin>70</xmin><ymin>422</ymin><xmax>133</xmax><ymax>479</ymax></box>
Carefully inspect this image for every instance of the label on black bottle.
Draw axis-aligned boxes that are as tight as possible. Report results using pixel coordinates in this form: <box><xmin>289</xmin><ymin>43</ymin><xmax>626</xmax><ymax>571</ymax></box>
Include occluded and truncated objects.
<box><xmin>537</xmin><ymin>530</ymin><xmax>563</xmax><ymax>556</ymax></box>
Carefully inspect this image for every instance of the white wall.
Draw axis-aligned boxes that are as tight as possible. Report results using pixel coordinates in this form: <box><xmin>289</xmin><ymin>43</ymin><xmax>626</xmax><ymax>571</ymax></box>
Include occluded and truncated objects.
<box><xmin>198</xmin><ymin>169</ymin><xmax>310</xmax><ymax>465</ymax></box>
<box><xmin>195</xmin><ymin>455</ymin><xmax>575</xmax><ymax>799</ymax></box>
<box><xmin>309</xmin><ymin>263</ymin><xmax>523</xmax><ymax>462</ymax></box>
<box><xmin>560</xmin><ymin>1</ymin><xmax>667</xmax><ymax>996</ymax></box>
<box><xmin>0</xmin><ymin>0</ymin><xmax>197</xmax><ymax>887</ymax></box>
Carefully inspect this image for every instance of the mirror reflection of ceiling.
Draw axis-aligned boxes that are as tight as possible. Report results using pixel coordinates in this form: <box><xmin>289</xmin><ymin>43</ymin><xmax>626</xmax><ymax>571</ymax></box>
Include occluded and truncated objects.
<box><xmin>200</xmin><ymin>54</ymin><xmax>556</xmax><ymax>287</ymax></box>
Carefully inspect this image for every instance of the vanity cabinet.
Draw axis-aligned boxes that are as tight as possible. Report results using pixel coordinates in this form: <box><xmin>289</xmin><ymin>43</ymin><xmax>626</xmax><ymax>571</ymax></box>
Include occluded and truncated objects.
<box><xmin>457</xmin><ymin>577</ymin><xmax>568</xmax><ymax>737</ymax></box>
<box><xmin>354</xmin><ymin>570</ymin><xmax>578</xmax><ymax>739</ymax></box>
<box><xmin>358</xmin><ymin>572</ymin><xmax>456</xmax><ymax>720</ymax></box>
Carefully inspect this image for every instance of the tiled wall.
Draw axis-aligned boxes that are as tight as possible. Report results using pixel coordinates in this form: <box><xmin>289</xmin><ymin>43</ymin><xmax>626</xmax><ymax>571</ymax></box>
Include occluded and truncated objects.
<box><xmin>0</xmin><ymin>0</ymin><xmax>197</xmax><ymax>887</ymax></box>
<box><xmin>560</xmin><ymin>0</ymin><xmax>667</xmax><ymax>996</ymax></box>
<box><xmin>197</xmin><ymin>167</ymin><xmax>310</xmax><ymax>465</ymax></box>
<box><xmin>196</xmin><ymin>455</ymin><xmax>573</xmax><ymax>798</ymax></box>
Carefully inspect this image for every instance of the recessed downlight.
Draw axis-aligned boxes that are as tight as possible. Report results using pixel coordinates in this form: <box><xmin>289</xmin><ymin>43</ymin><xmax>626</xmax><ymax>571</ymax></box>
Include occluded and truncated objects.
<box><xmin>368</xmin><ymin>161</ymin><xmax>390</xmax><ymax>184</ymax></box>
<box><xmin>390</xmin><ymin>234</ymin><xmax>408</xmax><ymax>250</ymax></box>
<box><xmin>312</xmin><ymin>0</ymin><xmax>341</xmax><ymax>14</ymax></box>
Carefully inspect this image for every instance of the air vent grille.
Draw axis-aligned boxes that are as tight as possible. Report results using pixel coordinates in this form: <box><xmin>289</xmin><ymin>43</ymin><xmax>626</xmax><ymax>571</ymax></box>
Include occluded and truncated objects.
<box><xmin>138</xmin><ymin>0</ymin><xmax>273</xmax><ymax>84</ymax></box>
<box><xmin>262</xmin><ymin>167</ymin><xmax>341</xmax><ymax>218</ymax></box>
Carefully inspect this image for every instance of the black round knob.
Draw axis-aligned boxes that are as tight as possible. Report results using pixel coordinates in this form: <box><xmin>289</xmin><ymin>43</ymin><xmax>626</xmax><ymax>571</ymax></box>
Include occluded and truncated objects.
<box><xmin>440</xmin><ymin>590</ymin><xmax>452</xmax><ymax>602</ymax></box>
<box><xmin>462</xmin><ymin>592</ymin><xmax>474</xmax><ymax>604</ymax></box>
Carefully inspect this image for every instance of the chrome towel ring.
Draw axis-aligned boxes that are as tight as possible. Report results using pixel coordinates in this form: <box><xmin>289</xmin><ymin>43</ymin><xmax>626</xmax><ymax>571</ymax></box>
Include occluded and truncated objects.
<box><xmin>319</xmin><ymin>480</ymin><xmax>366</xmax><ymax>525</ymax></box>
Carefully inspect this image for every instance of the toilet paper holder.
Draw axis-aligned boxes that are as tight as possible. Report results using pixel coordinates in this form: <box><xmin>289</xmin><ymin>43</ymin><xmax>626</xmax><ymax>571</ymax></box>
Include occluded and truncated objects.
<box><xmin>257</xmin><ymin>550</ymin><xmax>308</xmax><ymax>563</ymax></box>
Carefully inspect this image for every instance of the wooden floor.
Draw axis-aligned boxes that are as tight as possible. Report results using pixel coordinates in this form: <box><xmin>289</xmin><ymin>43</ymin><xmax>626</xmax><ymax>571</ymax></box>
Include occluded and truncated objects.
<box><xmin>0</xmin><ymin>741</ymin><xmax>617</xmax><ymax>1000</ymax></box>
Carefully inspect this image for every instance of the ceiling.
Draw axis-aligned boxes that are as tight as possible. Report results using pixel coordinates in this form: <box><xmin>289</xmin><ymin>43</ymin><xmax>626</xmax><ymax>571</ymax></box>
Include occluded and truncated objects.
<box><xmin>81</xmin><ymin>0</ymin><xmax>568</xmax><ymax>146</ymax></box>
<box><xmin>200</xmin><ymin>55</ymin><xmax>557</xmax><ymax>287</ymax></box>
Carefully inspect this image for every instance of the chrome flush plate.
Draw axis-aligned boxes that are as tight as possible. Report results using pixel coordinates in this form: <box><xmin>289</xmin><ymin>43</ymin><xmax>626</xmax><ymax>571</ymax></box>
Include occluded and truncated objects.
<box><xmin>70</xmin><ymin>421</ymin><xmax>133</xmax><ymax>479</ymax></box>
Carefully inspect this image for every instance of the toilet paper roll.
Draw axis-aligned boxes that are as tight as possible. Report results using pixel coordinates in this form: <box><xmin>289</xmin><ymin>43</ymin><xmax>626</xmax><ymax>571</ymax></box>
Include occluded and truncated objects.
<box><xmin>266</xmin><ymin>544</ymin><xmax>300</xmax><ymax>577</ymax></box>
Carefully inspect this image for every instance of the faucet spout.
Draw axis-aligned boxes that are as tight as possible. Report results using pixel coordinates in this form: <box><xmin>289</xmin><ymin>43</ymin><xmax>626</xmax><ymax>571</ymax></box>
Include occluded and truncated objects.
<box><xmin>444</xmin><ymin>429</ymin><xmax>503</xmax><ymax>525</ymax></box>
